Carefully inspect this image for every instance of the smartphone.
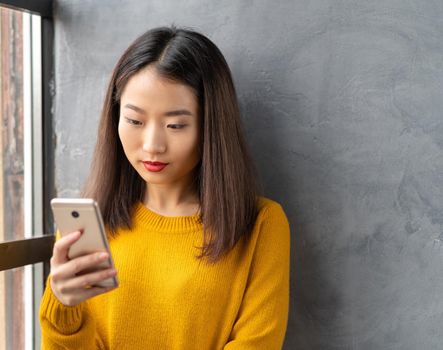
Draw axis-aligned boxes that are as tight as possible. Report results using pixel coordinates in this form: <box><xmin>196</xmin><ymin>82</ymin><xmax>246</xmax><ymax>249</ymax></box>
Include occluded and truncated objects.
<box><xmin>50</xmin><ymin>198</ymin><xmax>118</xmax><ymax>288</ymax></box>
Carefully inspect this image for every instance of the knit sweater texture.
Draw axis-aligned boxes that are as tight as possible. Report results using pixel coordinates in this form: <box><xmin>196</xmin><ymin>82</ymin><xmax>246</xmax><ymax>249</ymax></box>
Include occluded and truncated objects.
<box><xmin>39</xmin><ymin>196</ymin><xmax>291</xmax><ymax>349</ymax></box>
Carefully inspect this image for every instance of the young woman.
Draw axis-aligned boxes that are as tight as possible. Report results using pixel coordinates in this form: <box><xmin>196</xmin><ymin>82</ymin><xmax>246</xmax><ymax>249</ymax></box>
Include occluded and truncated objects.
<box><xmin>39</xmin><ymin>26</ymin><xmax>291</xmax><ymax>349</ymax></box>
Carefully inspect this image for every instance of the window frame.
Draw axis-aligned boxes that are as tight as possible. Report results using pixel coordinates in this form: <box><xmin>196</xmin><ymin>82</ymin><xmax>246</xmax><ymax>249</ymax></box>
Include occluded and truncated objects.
<box><xmin>0</xmin><ymin>1</ymin><xmax>52</xmax><ymax>18</ymax></box>
<box><xmin>0</xmin><ymin>1</ymin><xmax>54</xmax><ymax>349</ymax></box>
<box><xmin>0</xmin><ymin>0</ymin><xmax>54</xmax><ymax>267</ymax></box>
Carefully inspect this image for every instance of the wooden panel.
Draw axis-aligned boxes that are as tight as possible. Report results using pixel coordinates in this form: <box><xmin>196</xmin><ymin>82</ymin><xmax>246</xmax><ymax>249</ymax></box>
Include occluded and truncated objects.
<box><xmin>0</xmin><ymin>236</ymin><xmax>54</xmax><ymax>271</ymax></box>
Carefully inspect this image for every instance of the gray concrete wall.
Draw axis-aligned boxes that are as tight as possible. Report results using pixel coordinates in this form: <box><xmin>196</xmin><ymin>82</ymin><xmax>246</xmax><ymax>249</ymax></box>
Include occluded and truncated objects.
<box><xmin>53</xmin><ymin>1</ymin><xmax>443</xmax><ymax>348</ymax></box>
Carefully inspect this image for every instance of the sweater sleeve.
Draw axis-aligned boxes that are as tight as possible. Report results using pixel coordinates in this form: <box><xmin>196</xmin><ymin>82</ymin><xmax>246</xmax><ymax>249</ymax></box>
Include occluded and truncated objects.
<box><xmin>39</xmin><ymin>230</ymin><xmax>105</xmax><ymax>350</ymax></box>
<box><xmin>39</xmin><ymin>277</ymin><xmax>105</xmax><ymax>350</ymax></box>
<box><xmin>224</xmin><ymin>202</ymin><xmax>291</xmax><ymax>350</ymax></box>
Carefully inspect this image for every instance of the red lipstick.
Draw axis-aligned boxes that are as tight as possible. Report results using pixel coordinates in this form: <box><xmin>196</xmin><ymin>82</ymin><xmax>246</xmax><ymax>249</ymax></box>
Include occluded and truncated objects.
<box><xmin>142</xmin><ymin>161</ymin><xmax>168</xmax><ymax>172</ymax></box>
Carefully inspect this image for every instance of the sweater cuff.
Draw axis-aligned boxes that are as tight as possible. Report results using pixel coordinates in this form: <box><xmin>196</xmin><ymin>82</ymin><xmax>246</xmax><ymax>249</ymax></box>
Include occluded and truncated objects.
<box><xmin>40</xmin><ymin>282</ymin><xmax>85</xmax><ymax>334</ymax></box>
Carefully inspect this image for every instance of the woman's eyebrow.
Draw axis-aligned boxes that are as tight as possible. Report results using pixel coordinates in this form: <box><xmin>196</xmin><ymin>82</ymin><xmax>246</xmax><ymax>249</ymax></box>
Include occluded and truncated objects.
<box><xmin>123</xmin><ymin>104</ymin><xmax>193</xmax><ymax>117</ymax></box>
<box><xmin>163</xmin><ymin>109</ymin><xmax>193</xmax><ymax>117</ymax></box>
<box><xmin>124</xmin><ymin>103</ymin><xmax>146</xmax><ymax>114</ymax></box>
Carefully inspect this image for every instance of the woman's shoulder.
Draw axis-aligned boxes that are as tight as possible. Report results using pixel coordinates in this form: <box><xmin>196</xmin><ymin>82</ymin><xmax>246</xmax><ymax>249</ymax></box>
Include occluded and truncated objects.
<box><xmin>256</xmin><ymin>196</ymin><xmax>289</xmax><ymax>223</ymax></box>
<box><xmin>251</xmin><ymin>196</ymin><xmax>290</xmax><ymax>250</ymax></box>
<box><xmin>257</xmin><ymin>196</ymin><xmax>285</xmax><ymax>213</ymax></box>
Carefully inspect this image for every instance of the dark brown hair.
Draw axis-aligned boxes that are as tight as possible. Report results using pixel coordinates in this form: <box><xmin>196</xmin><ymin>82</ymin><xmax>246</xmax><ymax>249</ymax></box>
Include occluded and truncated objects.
<box><xmin>82</xmin><ymin>26</ymin><xmax>262</xmax><ymax>263</ymax></box>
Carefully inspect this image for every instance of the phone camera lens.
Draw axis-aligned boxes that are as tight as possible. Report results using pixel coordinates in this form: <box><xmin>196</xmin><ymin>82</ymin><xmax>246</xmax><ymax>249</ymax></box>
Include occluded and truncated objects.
<box><xmin>71</xmin><ymin>211</ymin><xmax>79</xmax><ymax>218</ymax></box>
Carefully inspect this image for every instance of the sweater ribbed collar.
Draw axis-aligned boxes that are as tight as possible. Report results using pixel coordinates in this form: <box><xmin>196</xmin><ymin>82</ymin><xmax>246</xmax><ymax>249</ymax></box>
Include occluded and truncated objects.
<box><xmin>133</xmin><ymin>202</ymin><xmax>203</xmax><ymax>233</ymax></box>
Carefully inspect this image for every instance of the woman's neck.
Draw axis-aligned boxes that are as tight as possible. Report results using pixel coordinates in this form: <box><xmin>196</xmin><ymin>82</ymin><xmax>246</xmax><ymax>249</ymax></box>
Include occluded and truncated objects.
<box><xmin>143</xmin><ymin>185</ymin><xmax>200</xmax><ymax>217</ymax></box>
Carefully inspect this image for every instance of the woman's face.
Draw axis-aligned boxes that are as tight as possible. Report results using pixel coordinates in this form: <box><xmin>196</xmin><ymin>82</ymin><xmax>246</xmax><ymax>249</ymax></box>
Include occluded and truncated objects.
<box><xmin>118</xmin><ymin>66</ymin><xmax>201</xmax><ymax>189</ymax></box>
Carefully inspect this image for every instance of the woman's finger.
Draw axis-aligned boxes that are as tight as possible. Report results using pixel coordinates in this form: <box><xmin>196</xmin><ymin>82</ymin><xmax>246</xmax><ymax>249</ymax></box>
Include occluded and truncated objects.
<box><xmin>76</xmin><ymin>285</ymin><xmax>116</xmax><ymax>304</ymax></box>
<box><xmin>58</xmin><ymin>284</ymin><xmax>117</xmax><ymax>307</ymax></box>
<box><xmin>59</xmin><ymin>267</ymin><xmax>117</xmax><ymax>292</ymax></box>
<box><xmin>55</xmin><ymin>251</ymin><xmax>109</xmax><ymax>279</ymax></box>
<box><xmin>51</xmin><ymin>231</ymin><xmax>82</xmax><ymax>265</ymax></box>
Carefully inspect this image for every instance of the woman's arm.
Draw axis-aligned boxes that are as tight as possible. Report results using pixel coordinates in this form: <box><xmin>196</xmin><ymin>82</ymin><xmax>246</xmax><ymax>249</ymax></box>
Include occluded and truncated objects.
<box><xmin>224</xmin><ymin>202</ymin><xmax>291</xmax><ymax>350</ymax></box>
<box><xmin>39</xmin><ymin>231</ymin><xmax>114</xmax><ymax>349</ymax></box>
<box><xmin>39</xmin><ymin>279</ymin><xmax>105</xmax><ymax>349</ymax></box>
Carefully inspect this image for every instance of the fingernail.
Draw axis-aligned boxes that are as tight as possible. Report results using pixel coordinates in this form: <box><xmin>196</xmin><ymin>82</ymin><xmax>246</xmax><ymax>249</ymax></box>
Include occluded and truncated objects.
<box><xmin>99</xmin><ymin>252</ymin><xmax>108</xmax><ymax>259</ymax></box>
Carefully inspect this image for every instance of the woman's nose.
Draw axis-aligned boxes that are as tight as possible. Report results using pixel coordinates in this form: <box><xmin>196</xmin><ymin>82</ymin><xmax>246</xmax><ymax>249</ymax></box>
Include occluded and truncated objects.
<box><xmin>142</xmin><ymin>125</ymin><xmax>166</xmax><ymax>154</ymax></box>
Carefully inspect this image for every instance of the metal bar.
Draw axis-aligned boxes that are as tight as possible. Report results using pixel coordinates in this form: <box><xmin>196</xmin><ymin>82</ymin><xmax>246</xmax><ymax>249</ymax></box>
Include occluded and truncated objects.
<box><xmin>41</xmin><ymin>14</ymin><xmax>55</xmax><ymax>281</ymax></box>
<box><xmin>30</xmin><ymin>13</ymin><xmax>44</xmax><ymax>350</ymax></box>
<box><xmin>0</xmin><ymin>235</ymin><xmax>54</xmax><ymax>271</ymax></box>
<box><xmin>0</xmin><ymin>0</ymin><xmax>52</xmax><ymax>18</ymax></box>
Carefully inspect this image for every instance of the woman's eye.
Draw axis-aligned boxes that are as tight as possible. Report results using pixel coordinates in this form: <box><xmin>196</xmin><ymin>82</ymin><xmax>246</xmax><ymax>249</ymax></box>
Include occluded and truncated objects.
<box><xmin>167</xmin><ymin>124</ymin><xmax>186</xmax><ymax>130</ymax></box>
<box><xmin>125</xmin><ymin>117</ymin><xmax>142</xmax><ymax>126</ymax></box>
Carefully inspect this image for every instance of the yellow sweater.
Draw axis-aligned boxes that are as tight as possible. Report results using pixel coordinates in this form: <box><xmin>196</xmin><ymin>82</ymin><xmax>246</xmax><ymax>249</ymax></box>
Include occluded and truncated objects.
<box><xmin>39</xmin><ymin>196</ymin><xmax>290</xmax><ymax>349</ymax></box>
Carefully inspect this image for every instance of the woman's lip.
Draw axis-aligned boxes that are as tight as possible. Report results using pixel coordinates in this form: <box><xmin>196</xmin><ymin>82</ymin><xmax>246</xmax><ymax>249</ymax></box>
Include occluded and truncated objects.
<box><xmin>142</xmin><ymin>162</ymin><xmax>168</xmax><ymax>172</ymax></box>
<box><xmin>143</xmin><ymin>161</ymin><xmax>168</xmax><ymax>165</ymax></box>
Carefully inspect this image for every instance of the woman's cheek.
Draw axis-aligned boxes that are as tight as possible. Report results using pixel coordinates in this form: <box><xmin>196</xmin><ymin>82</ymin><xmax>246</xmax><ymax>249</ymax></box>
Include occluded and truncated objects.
<box><xmin>119</xmin><ymin>126</ymin><xmax>134</xmax><ymax>148</ymax></box>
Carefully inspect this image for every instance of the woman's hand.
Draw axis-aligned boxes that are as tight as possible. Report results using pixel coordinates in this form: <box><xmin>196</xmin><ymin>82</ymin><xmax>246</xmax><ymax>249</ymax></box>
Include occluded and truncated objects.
<box><xmin>49</xmin><ymin>230</ymin><xmax>118</xmax><ymax>306</ymax></box>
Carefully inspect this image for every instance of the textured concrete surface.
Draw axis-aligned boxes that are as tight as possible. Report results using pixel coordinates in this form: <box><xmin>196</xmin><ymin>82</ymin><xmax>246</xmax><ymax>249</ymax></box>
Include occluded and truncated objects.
<box><xmin>53</xmin><ymin>1</ymin><xmax>443</xmax><ymax>348</ymax></box>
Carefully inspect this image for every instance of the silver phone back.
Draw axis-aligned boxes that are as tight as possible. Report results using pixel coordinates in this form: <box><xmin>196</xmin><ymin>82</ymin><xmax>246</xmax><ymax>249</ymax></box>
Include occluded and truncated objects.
<box><xmin>50</xmin><ymin>198</ymin><xmax>117</xmax><ymax>288</ymax></box>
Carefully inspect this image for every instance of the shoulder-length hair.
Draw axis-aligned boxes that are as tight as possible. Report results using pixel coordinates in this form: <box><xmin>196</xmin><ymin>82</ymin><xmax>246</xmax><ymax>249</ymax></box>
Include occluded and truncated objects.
<box><xmin>82</xmin><ymin>26</ymin><xmax>262</xmax><ymax>263</ymax></box>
